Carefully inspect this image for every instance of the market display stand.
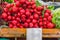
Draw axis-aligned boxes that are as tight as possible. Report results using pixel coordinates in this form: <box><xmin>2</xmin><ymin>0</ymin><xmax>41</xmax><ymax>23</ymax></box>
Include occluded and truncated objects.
<box><xmin>0</xmin><ymin>28</ymin><xmax>60</xmax><ymax>38</ymax></box>
<box><xmin>0</xmin><ymin>28</ymin><xmax>26</xmax><ymax>40</ymax></box>
<box><xmin>0</xmin><ymin>28</ymin><xmax>60</xmax><ymax>40</ymax></box>
<box><xmin>0</xmin><ymin>28</ymin><xmax>26</xmax><ymax>37</ymax></box>
<box><xmin>43</xmin><ymin>29</ymin><xmax>60</xmax><ymax>38</ymax></box>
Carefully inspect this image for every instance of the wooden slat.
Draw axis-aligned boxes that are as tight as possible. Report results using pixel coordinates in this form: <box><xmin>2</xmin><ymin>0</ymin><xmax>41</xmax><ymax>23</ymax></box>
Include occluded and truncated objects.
<box><xmin>42</xmin><ymin>29</ymin><xmax>60</xmax><ymax>34</ymax></box>
<box><xmin>43</xmin><ymin>35</ymin><xmax>60</xmax><ymax>38</ymax></box>
<box><xmin>0</xmin><ymin>28</ymin><xmax>26</xmax><ymax>37</ymax></box>
<box><xmin>0</xmin><ymin>28</ymin><xmax>60</xmax><ymax>38</ymax></box>
<box><xmin>42</xmin><ymin>29</ymin><xmax>60</xmax><ymax>38</ymax></box>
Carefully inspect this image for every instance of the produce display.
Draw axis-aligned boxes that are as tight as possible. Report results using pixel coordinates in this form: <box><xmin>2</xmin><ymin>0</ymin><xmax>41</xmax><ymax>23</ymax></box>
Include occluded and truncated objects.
<box><xmin>0</xmin><ymin>0</ymin><xmax>55</xmax><ymax>28</ymax></box>
<box><xmin>52</xmin><ymin>8</ymin><xmax>60</xmax><ymax>28</ymax></box>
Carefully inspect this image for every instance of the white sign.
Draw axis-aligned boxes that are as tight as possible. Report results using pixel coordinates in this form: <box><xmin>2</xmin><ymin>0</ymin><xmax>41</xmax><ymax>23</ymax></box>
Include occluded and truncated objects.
<box><xmin>27</xmin><ymin>28</ymin><xmax>42</xmax><ymax>40</ymax></box>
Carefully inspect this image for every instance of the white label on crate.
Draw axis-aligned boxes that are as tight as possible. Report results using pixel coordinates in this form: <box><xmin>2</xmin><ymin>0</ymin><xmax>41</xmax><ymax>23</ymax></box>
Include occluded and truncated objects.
<box><xmin>27</xmin><ymin>28</ymin><xmax>42</xmax><ymax>40</ymax></box>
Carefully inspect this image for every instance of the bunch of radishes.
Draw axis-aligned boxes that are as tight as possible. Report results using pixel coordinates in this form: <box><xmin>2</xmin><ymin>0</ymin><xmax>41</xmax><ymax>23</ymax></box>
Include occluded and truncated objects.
<box><xmin>1</xmin><ymin>0</ymin><xmax>55</xmax><ymax>28</ymax></box>
<box><xmin>43</xmin><ymin>9</ymin><xmax>55</xmax><ymax>28</ymax></box>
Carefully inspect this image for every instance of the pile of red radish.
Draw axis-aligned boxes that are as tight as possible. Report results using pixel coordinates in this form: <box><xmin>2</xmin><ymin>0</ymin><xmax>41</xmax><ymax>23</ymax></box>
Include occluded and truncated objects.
<box><xmin>1</xmin><ymin>0</ymin><xmax>55</xmax><ymax>28</ymax></box>
<box><xmin>43</xmin><ymin>9</ymin><xmax>55</xmax><ymax>28</ymax></box>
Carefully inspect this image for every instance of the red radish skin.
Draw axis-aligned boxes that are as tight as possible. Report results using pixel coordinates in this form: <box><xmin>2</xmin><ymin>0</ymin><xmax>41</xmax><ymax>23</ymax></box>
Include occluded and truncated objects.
<box><xmin>32</xmin><ymin>19</ymin><xmax>37</xmax><ymax>24</ymax></box>
<box><xmin>33</xmin><ymin>23</ymin><xmax>38</xmax><ymax>28</ymax></box>
<box><xmin>11</xmin><ymin>3</ymin><xmax>14</xmax><ymax>7</ymax></box>
<box><xmin>37</xmin><ymin>11</ymin><xmax>42</xmax><ymax>15</ymax></box>
<box><xmin>34</xmin><ymin>9</ymin><xmax>37</xmax><ymax>13</ymax></box>
<box><xmin>8</xmin><ymin>16</ymin><xmax>12</xmax><ymax>20</ymax></box>
<box><xmin>31</xmin><ymin>1</ymin><xmax>35</xmax><ymax>5</ymax></box>
<box><xmin>39</xmin><ymin>16</ymin><xmax>42</xmax><ymax>19</ymax></box>
<box><xmin>23</xmin><ymin>4</ymin><xmax>26</xmax><ymax>7</ymax></box>
<box><xmin>21</xmin><ymin>18</ymin><xmax>26</xmax><ymax>22</ymax></box>
<box><xmin>44</xmin><ymin>25</ymin><xmax>47</xmax><ymax>28</ymax></box>
<box><xmin>17</xmin><ymin>23</ymin><xmax>20</xmax><ymax>27</ymax></box>
<box><xmin>47</xmin><ymin>23</ymin><xmax>54</xmax><ymax>28</ymax></box>
<box><xmin>24</xmin><ymin>22</ymin><xmax>28</xmax><ymax>28</ymax></box>
<box><xmin>19</xmin><ymin>25</ymin><xmax>23</xmax><ymax>28</ymax></box>
<box><xmin>20</xmin><ymin>0</ymin><xmax>26</xmax><ymax>4</ymax></box>
<box><xmin>29</xmin><ymin>23</ymin><xmax>33</xmax><ymax>28</ymax></box>
<box><xmin>4</xmin><ymin>8</ymin><xmax>8</xmax><ymax>12</ymax></box>
<box><xmin>7</xmin><ymin>12</ymin><xmax>11</xmax><ymax>15</ymax></box>
<box><xmin>45</xmin><ymin>9</ymin><xmax>51</xmax><ymax>14</ymax></box>
<box><xmin>25</xmin><ymin>11</ymin><xmax>31</xmax><ymax>16</ymax></box>
<box><xmin>4</xmin><ymin>2</ymin><xmax>8</xmax><ymax>5</ymax></box>
<box><xmin>12</xmin><ymin>6</ymin><xmax>18</xmax><ymax>12</ymax></box>
<box><xmin>30</xmin><ymin>16</ymin><xmax>33</xmax><ymax>20</ymax></box>
<box><xmin>33</xmin><ymin>14</ymin><xmax>39</xmax><ymax>19</ymax></box>
<box><xmin>40</xmin><ymin>26</ymin><xmax>43</xmax><ymax>28</ymax></box>
<box><xmin>26</xmin><ymin>1</ymin><xmax>30</xmax><ymax>5</ymax></box>
<box><xmin>28</xmin><ymin>5</ymin><xmax>31</xmax><ymax>9</ymax></box>
<box><xmin>19</xmin><ymin>7</ymin><xmax>23</xmax><ymax>10</ymax></box>
<box><xmin>39</xmin><ymin>22</ymin><xmax>43</xmax><ymax>26</ymax></box>
<box><xmin>43</xmin><ymin>18</ymin><xmax>47</xmax><ymax>21</ymax></box>
<box><xmin>6</xmin><ymin>4</ymin><xmax>11</xmax><ymax>8</ymax></box>
<box><xmin>26</xmin><ymin>19</ymin><xmax>31</xmax><ymax>23</ymax></box>
<box><xmin>14</xmin><ymin>26</ymin><xmax>17</xmax><ymax>28</ymax></box>
<box><xmin>39</xmin><ymin>19</ymin><xmax>42</xmax><ymax>22</ymax></box>
<box><xmin>32</xmin><ymin>4</ymin><xmax>36</xmax><ymax>9</ymax></box>
<box><xmin>2</xmin><ymin>13</ymin><xmax>7</xmax><ymax>19</ymax></box>
<box><xmin>1</xmin><ymin>0</ymin><xmax>54</xmax><ymax>28</ymax></box>
<box><xmin>48</xmin><ymin>16</ymin><xmax>52</xmax><ymax>21</ymax></box>
<box><xmin>9</xmin><ymin>23</ymin><xmax>13</xmax><ymax>28</ymax></box>
<box><xmin>12</xmin><ymin>16</ymin><xmax>16</xmax><ymax>20</ymax></box>
<box><xmin>37</xmin><ymin>6</ymin><xmax>43</xmax><ymax>11</ymax></box>
<box><xmin>16</xmin><ymin>17</ymin><xmax>20</xmax><ymax>22</ymax></box>
<box><xmin>14</xmin><ymin>0</ymin><xmax>18</xmax><ymax>2</ymax></box>
<box><xmin>17</xmin><ymin>12</ymin><xmax>21</xmax><ymax>17</ymax></box>
<box><xmin>43</xmin><ymin>21</ymin><xmax>47</xmax><ymax>25</ymax></box>
<box><xmin>12</xmin><ymin>20</ymin><xmax>18</xmax><ymax>25</ymax></box>
<box><xmin>16</xmin><ymin>1</ymin><xmax>20</xmax><ymax>7</ymax></box>
<box><xmin>44</xmin><ymin>13</ymin><xmax>49</xmax><ymax>18</ymax></box>
<box><xmin>20</xmin><ymin>9</ymin><xmax>25</xmax><ymax>13</ymax></box>
<box><xmin>30</xmin><ymin>9</ymin><xmax>33</xmax><ymax>13</ymax></box>
<box><xmin>21</xmin><ymin>15</ymin><xmax>26</xmax><ymax>18</ymax></box>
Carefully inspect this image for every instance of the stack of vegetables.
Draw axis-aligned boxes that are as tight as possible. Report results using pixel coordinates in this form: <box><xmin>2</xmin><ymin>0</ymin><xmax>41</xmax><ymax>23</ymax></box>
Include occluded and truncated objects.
<box><xmin>0</xmin><ymin>0</ymin><xmax>56</xmax><ymax>28</ymax></box>
<box><xmin>52</xmin><ymin>8</ymin><xmax>60</xmax><ymax>28</ymax></box>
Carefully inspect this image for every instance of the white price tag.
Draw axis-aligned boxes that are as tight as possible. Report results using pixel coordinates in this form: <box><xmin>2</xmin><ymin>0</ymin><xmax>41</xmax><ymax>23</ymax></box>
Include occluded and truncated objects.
<box><xmin>27</xmin><ymin>28</ymin><xmax>42</xmax><ymax>40</ymax></box>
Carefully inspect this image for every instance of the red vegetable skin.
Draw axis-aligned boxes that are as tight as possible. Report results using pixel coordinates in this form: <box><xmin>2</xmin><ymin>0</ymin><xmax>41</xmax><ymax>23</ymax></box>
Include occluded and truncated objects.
<box><xmin>2</xmin><ymin>13</ymin><xmax>7</xmax><ymax>19</ymax></box>
<box><xmin>12</xmin><ymin>20</ymin><xmax>18</xmax><ymax>25</ymax></box>
<box><xmin>33</xmin><ymin>14</ymin><xmax>39</xmax><ymax>19</ymax></box>
<box><xmin>47</xmin><ymin>23</ymin><xmax>54</xmax><ymax>28</ymax></box>
<box><xmin>30</xmin><ymin>16</ymin><xmax>33</xmax><ymax>20</ymax></box>
<box><xmin>33</xmin><ymin>23</ymin><xmax>38</xmax><ymax>28</ymax></box>
<box><xmin>16</xmin><ymin>1</ymin><xmax>20</xmax><ymax>7</ymax></box>
<box><xmin>39</xmin><ymin>22</ymin><xmax>43</xmax><ymax>26</ymax></box>
<box><xmin>32</xmin><ymin>19</ymin><xmax>37</xmax><ymax>24</ymax></box>
<box><xmin>29</xmin><ymin>23</ymin><xmax>33</xmax><ymax>28</ymax></box>
<box><xmin>26</xmin><ymin>19</ymin><xmax>31</xmax><ymax>23</ymax></box>
<box><xmin>44</xmin><ymin>13</ymin><xmax>49</xmax><ymax>18</ymax></box>
<box><xmin>12</xmin><ymin>6</ymin><xmax>18</xmax><ymax>12</ymax></box>
<box><xmin>4</xmin><ymin>8</ymin><xmax>8</xmax><ymax>12</ymax></box>
<box><xmin>37</xmin><ymin>6</ymin><xmax>43</xmax><ymax>11</ymax></box>
<box><xmin>8</xmin><ymin>16</ymin><xmax>12</xmax><ymax>20</ymax></box>
<box><xmin>9</xmin><ymin>23</ymin><xmax>13</xmax><ymax>28</ymax></box>
<box><xmin>24</xmin><ymin>22</ymin><xmax>28</xmax><ymax>28</ymax></box>
<box><xmin>6</xmin><ymin>4</ymin><xmax>11</xmax><ymax>8</ymax></box>
<box><xmin>45</xmin><ymin>9</ymin><xmax>51</xmax><ymax>13</ymax></box>
<box><xmin>47</xmin><ymin>16</ymin><xmax>52</xmax><ymax>21</ymax></box>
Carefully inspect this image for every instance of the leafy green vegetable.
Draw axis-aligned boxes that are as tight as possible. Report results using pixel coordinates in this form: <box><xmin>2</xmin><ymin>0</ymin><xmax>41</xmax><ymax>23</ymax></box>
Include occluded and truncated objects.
<box><xmin>52</xmin><ymin>8</ymin><xmax>60</xmax><ymax>28</ymax></box>
<box><xmin>48</xmin><ymin>6</ymin><xmax>54</xmax><ymax>11</ymax></box>
<box><xmin>36</xmin><ymin>0</ymin><xmax>42</xmax><ymax>6</ymax></box>
<box><xmin>4</xmin><ymin>0</ymin><xmax>13</xmax><ymax>3</ymax></box>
